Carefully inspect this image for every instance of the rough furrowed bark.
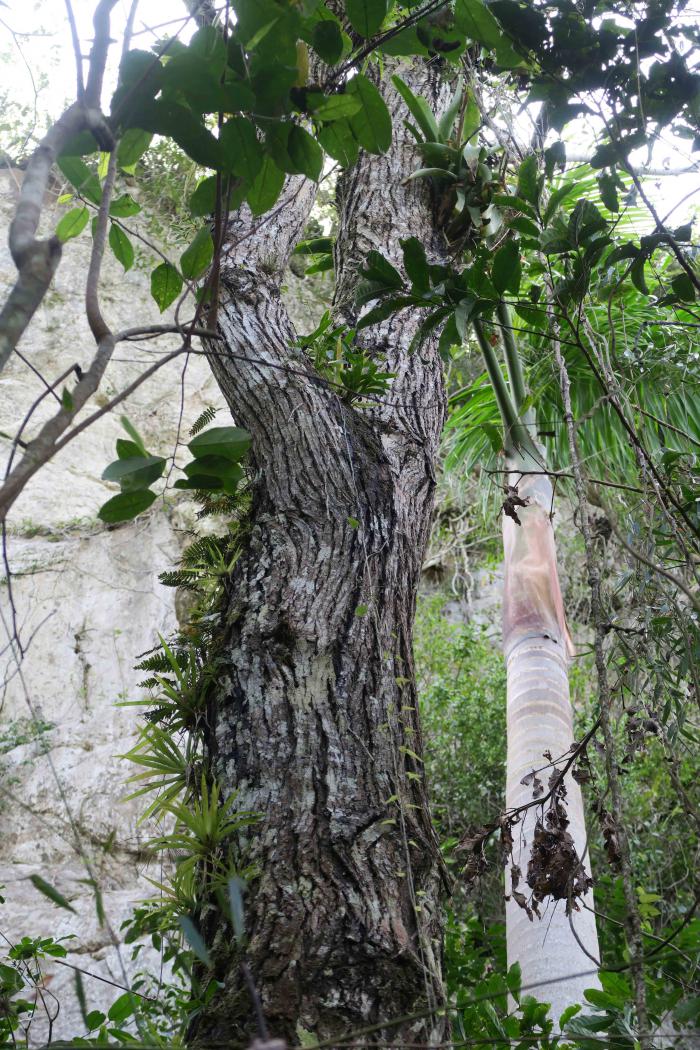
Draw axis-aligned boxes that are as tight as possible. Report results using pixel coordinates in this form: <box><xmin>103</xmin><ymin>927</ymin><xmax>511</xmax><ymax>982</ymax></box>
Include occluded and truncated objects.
<box><xmin>191</xmin><ymin>62</ymin><xmax>452</xmax><ymax>1048</ymax></box>
<box><xmin>503</xmin><ymin>465</ymin><xmax>601</xmax><ymax>1020</ymax></box>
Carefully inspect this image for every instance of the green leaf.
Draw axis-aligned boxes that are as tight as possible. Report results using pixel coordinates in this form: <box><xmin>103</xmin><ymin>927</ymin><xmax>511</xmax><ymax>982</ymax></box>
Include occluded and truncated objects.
<box><xmin>220</xmin><ymin>116</ymin><xmax>263</xmax><ymax>181</ymax></box>
<box><xmin>362</xmin><ymin>250</ymin><xmax>404</xmax><ymax>290</ymax></box>
<box><xmin>438</xmin><ymin>78</ymin><xmax>464</xmax><ymax>142</ymax></box>
<box><xmin>355</xmin><ymin>603</ymin><xmax>369</xmax><ymax>617</ymax></box>
<box><xmin>294</xmin><ymin>236</ymin><xmax>333</xmax><ymax>256</ymax></box>
<box><xmin>188</xmin><ymin>426</ymin><xmax>251</xmax><ymax>462</ymax></box>
<box><xmin>180</xmin><ymin>228</ymin><xmax>214</xmax><ymax>281</ymax></box>
<box><xmin>29</xmin><ymin>875</ymin><xmax>76</xmax><ymax>913</ymax></box>
<box><xmin>345</xmin><ymin>0</ymin><xmax>389</xmax><ymax>37</ymax></box>
<box><xmin>391</xmin><ymin>74</ymin><xmax>439</xmax><ymax>142</ymax></box>
<box><xmin>116</xmin><ymin>129</ymin><xmax>152</xmax><ymax>170</ymax></box>
<box><xmin>311</xmin><ymin>19</ymin><xmax>344</xmax><ymax>63</ymax></box>
<box><xmin>630</xmin><ymin>254</ymin><xmax>649</xmax><ymax>295</ymax></box>
<box><xmin>109</xmin><ymin>193</ymin><xmax>141</xmax><ymax>218</ymax></box>
<box><xmin>288</xmin><ymin>125</ymin><xmax>323</xmax><ymax>180</ymax></box>
<box><xmin>98</xmin><ymin>489</ymin><xmax>157</xmax><ymax>523</ymax></box>
<box><xmin>454</xmin><ymin>0</ymin><xmax>502</xmax><ymax>49</ymax></box>
<box><xmin>102</xmin><ymin>455</ymin><xmax>165</xmax><ymax>491</ymax></box>
<box><xmin>120</xmin><ymin>416</ymin><xmax>147</xmax><ymax>456</ymax></box>
<box><xmin>559</xmin><ymin>1003</ymin><xmax>581</xmax><ymax>1028</ymax></box>
<box><xmin>506</xmin><ymin>961</ymin><xmax>521</xmax><ymax>1002</ymax></box>
<box><xmin>190</xmin><ymin>23</ymin><xmax>227</xmax><ymax>68</ymax></box>
<box><xmin>150</xmin><ymin>262</ymin><xmax>183</xmax><ymax>312</ymax></box>
<box><xmin>107</xmin><ymin>992</ymin><xmax>137</xmax><ymax>1024</ymax></box>
<box><xmin>85</xmin><ymin>1010</ymin><xmax>106</xmax><ymax>1030</ymax></box>
<box><xmin>246</xmin><ymin>155</ymin><xmax>285</xmax><ymax>215</ymax></box>
<box><xmin>228</xmin><ymin>877</ymin><xmax>246</xmax><ymax>944</ymax></box>
<box><xmin>544</xmin><ymin>140</ymin><xmax>566</xmax><ymax>180</ymax></box>
<box><xmin>671</xmin><ymin>272</ymin><xmax>696</xmax><ymax>302</ymax></box>
<box><xmin>313</xmin><ymin>94</ymin><xmax>362</xmax><ymax>122</ymax></box>
<box><xmin>178</xmin><ymin>915</ymin><xmax>211</xmax><ymax>967</ymax></box>
<box><xmin>508</xmin><ymin>215</ymin><xmax>540</xmax><ymax>239</ymax></box>
<box><xmin>116</xmin><ymin>439</ymin><xmax>142</xmax><ymax>459</ymax></box>
<box><xmin>347</xmin><ymin>74</ymin><xmax>392</xmax><ymax>154</ymax></box>
<box><xmin>492</xmin><ymin>239</ymin><xmax>521</xmax><ymax>294</ymax></box>
<box><xmin>318</xmin><ymin>120</ymin><xmax>359</xmax><ymax>167</ymax></box>
<box><xmin>401</xmin><ymin>236</ymin><xmax>430</xmax><ymax>294</ymax></box>
<box><xmin>108</xmin><ymin>223</ymin><xmax>134</xmax><ymax>272</ymax></box>
<box><xmin>516</xmin><ymin>154</ymin><xmax>539</xmax><ymax>206</ymax></box>
<box><xmin>57</xmin><ymin>156</ymin><xmax>102</xmax><ymax>205</ymax></box>
<box><xmin>568</xmin><ymin>199</ymin><xmax>607</xmax><ymax>246</ymax></box>
<box><xmin>123</xmin><ymin>98</ymin><xmax>223</xmax><ymax>169</ymax></box>
<box><xmin>55</xmin><ymin>206</ymin><xmax>89</xmax><ymax>242</ymax></box>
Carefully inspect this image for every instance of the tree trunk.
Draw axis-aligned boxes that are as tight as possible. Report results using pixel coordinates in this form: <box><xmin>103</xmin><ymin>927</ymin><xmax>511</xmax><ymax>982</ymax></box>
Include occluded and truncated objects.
<box><xmin>503</xmin><ymin>463</ymin><xmax>601</xmax><ymax>1020</ymax></box>
<box><xmin>191</xmin><ymin>62</ymin><xmax>451</xmax><ymax>1048</ymax></box>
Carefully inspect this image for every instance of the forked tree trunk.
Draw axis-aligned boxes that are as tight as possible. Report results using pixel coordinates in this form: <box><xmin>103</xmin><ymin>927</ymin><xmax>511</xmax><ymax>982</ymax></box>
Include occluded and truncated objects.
<box><xmin>191</xmin><ymin>62</ymin><xmax>451</xmax><ymax>1048</ymax></box>
<box><xmin>503</xmin><ymin>462</ymin><xmax>601</xmax><ymax>1019</ymax></box>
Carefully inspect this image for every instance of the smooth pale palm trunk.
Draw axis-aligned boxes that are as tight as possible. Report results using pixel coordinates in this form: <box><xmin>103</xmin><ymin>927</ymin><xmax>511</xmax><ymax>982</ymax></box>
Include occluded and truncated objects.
<box><xmin>502</xmin><ymin>462</ymin><xmax>601</xmax><ymax>1019</ymax></box>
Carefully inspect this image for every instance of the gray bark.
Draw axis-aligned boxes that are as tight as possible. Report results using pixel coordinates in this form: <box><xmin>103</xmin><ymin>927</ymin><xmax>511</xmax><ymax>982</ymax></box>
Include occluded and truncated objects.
<box><xmin>190</xmin><ymin>62</ymin><xmax>453</xmax><ymax>1047</ymax></box>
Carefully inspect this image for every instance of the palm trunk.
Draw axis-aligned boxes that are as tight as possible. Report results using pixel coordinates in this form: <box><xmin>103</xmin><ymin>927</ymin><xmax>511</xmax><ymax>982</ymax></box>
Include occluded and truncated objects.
<box><xmin>190</xmin><ymin>62</ymin><xmax>451</xmax><ymax>1048</ymax></box>
<box><xmin>503</xmin><ymin>460</ymin><xmax>601</xmax><ymax>1019</ymax></box>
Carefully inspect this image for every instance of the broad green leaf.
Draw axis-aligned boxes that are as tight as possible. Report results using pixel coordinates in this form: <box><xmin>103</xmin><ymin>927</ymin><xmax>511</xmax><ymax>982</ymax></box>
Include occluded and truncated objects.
<box><xmin>506</xmin><ymin>961</ymin><xmax>521</xmax><ymax>1001</ymax></box>
<box><xmin>116</xmin><ymin>439</ymin><xmax>142</xmax><ymax>459</ymax></box>
<box><xmin>57</xmin><ymin>156</ymin><xmax>102</xmax><ymax>205</ymax></box>
<box><xmin>189</xmin><ymin>25</ymin><xmax>227</xmax><ymax>73</ymax></box>
<box><xmin>123</xmin><ymin>98</ymin><xmax>223</xmax><ymax>169</ymax></box>
<box><xmin>401</xmin><ymin>236</ymin><xmax>430</xmax><ymax>293</ymax></box>
<box><xmin>188</xmin><ymin>425</ymin><xmax>251</xmax><ymax>462</ymax></box>
<box><xmin>287</xmin><ymin>125</ymin><xmax>323</xmax><ymax>180</ymax></box>
<box><xmin>508</xmin><ymin>216</ymin><xmax>540</xmax><ymax>239</ymax></box>
<box><xmin>107</xmin><ymin>993</ymin><xmax>137</xmax><ymax>1024</ymax></box>
<box><xmin>391</xmin><ymin>74</ymin><xmax>439</xmax><ymax>142</ymax></box>
<box><xmin>294</xmin><ymin>236</ymin><xmax>334</xmax><ymax>255</ymax></box>
<box><xmin>318</xmin><ymin>120</ymin><xmax>359</xmax><ymax>167</ymax></box>
<box><xmin>188</xmin><ymin>176</ymin><xmax>246</xmax><ymax>218</ymax></box>
<box><xmin>85</xmin><ymin>1010</ymin><xmax>106</xmax><ymax>1030</ymax></box>
<box><xmin>454</xmin><ymin>0</ymin><xmax>502</xmax><ymax>49</ymax></box>
<box><xmin>313</xmin><ymin>94</ymin><xmax>362</xmax><ymax>122</ymax></box>
<box><xmin>671</xmin><ymin>272</ymin><xmax>696</xmax><ymax>302</ymax></box>
<box><xmin>345</xmin><ymin>0</ymin><xmax>389</xmax><ymax>37</ymax></box>
<box><xmin>98</xmin><ymin>489</ymin><xmax>157</xmax><ymax>523</ymax></box>
<box><xmin>516</xmin><ymin>154</ymin><xmax>539</xmax><ymax>206</ymax></box>
<box><xmin>29</xmin><ymin>875</ymin><xmax>76</xmax><ymax>913</ymax></box>
<box><xmin>630</xmin><ymin>254</ymin><xmax>649</xmax><ymax>295</ymax></box>
<box><xmin>544</xmin><ymin>140</ymin><xmax>566</xmax><ymax>180</ymax></box>
<box><xmin>150</xmin><ymin>262</ymin><xmax>183</xmax><ymax>312</ymax></box>
<box><xmin>109</xmin><ymin>194</ymin><xmax>141</xmax><ymax>218</ymax></box>
<box><xmin>492</xmin><ymin>239</ymin><xmax>521</xmax><ymax>294</ymax></box>
<box><xmin>363</xmin><ymin>250</ymin><xmax>404</xmax><ymax>289</ymax></box>
<box><xmin>180</xmin><ymin>228</ymin><xmax>214</xmax><ymax>281</ymax></box>
<box><xmin>220</xmin><ymin>116</ymin><xmax>263</xmax><ymax>181</ymax></box>
<box><xmin>56</xmin><ymin>207</ymin><xmax>89</xmax><ymax>243</ymax></box>
<box><xmin>246</xmin><ymin>155</ymin><xmax>285</xmax><ymax>215</ymax></box>
<box><xmin>102</xmin><ymin>455</ymin><xmax>165</xmax><ymax>491</ymax></box>
<box><xmin>347</xmin><ymin>74</ymin><xmax>392</xmax><ymax>154</ymax></box>
<box><xmin>108</xmin><ymin>223</ymin><xmax>134</xmax><ymax>272</ymax></box>
<box><xmin>116</xmin><ymin>128</ymin><xmax>152</xmax><ymax>170</ymax></box>
<box><xmin>311</xmin><ymin>19</ymin><xmax>344</xmax><ymax>63</ymax></box>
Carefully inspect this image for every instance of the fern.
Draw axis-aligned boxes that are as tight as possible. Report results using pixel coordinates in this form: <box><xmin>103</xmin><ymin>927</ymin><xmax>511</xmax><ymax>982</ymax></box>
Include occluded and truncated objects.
<box><xmin>189</xmin><ymin>405</ymin><xmax>218</xmax><ymax>436</ymax></box>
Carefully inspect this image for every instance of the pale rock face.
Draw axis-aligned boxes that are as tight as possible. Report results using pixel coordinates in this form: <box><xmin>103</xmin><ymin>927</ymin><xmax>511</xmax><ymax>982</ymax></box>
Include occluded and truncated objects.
<box><xmin>0</xmin><ymin>169</ymin><xmax>325</xmax><ymax>1041</ymax></box>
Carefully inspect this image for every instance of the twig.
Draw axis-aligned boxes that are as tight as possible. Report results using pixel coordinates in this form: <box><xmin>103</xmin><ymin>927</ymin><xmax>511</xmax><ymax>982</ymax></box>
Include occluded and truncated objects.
<box><xmin>604</xmin><ymin>513</ymin><xmax>700</xmax><ymax>614</ymax></box>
